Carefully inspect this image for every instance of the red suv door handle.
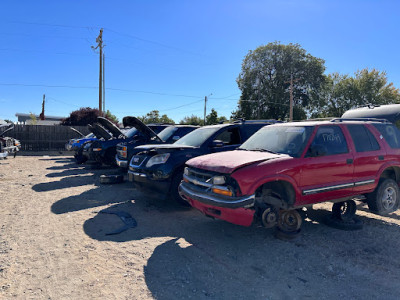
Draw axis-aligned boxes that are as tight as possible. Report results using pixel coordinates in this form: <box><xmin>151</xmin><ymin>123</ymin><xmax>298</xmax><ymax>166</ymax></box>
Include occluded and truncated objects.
<box><xmin>378</xmin><ymin>155</ymin><xmax>384</xmax><ymax>161</ymax></box>
<box><xmin>346</xmin><ymin>158</ymin><xmax>353</xmax><ymax>164</ymax></box>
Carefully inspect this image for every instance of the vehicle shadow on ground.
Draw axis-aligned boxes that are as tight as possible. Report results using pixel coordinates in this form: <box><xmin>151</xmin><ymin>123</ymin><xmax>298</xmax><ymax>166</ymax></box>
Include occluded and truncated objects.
<box><xmin>39</xmin><ymin>158</ymin><xmax>74</xmax><ymax>163</ymax></box>
<box><xmin>46</xmin><ymin>162</ymin><xmax>84</xmax><ymax>171</ymax></box>
<box><xmin>50</xmin><ymin>179</ymin><xmax>137</xmax><ymax>215</ymax></box>
<box><xmin>46</xmin><ymin>168</ymin><xmax>94</xmax><ymax>178</ymax></box>
<box><xmin>83</xmin><ymin>199</ymin><xmax>400</xmax><ymax>299</ymax></box>
<box><xmin>32</xmin><ymin>174</ymin><xmax>97</xmax><ymax>192</ymax></box>
<box><xmin>355</xmin><ymin>203</ymin><xmax>400</xmax><ymax>221</ymax></box>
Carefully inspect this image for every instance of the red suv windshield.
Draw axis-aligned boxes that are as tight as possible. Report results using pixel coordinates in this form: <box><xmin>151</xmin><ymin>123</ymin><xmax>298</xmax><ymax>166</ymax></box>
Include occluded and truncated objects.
<box><xmin>239</xmin><ymin>125</ymin><xmax>315</xmax><ymax>157</ymax></box>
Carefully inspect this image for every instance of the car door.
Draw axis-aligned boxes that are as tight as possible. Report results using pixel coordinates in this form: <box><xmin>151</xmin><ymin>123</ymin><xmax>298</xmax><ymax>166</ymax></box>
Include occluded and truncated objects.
<box><xmin>299</xmin><ymin>125</ymin><xmax>355</xmax><ymax>205</ymax></box>
<box><xmin>209</xmin><ymin>127</ymin><xmax>242</xmax><ymax>152</ymax></box>
<box><xmin>345</xmin><ymin>124</ymin><xmax>384</xmax><ymax>193</ymax></box>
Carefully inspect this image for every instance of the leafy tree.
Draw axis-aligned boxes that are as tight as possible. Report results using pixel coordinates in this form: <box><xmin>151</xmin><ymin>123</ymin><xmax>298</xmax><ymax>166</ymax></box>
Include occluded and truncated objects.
<box><xmin>61</xmin><ymin>107</ymin><xmax>118</xmax><ymax>126</ymax></box>
<box><xmin>62</xmin><ymin>107</ymin><xmax>100</xmax><ymax>126</ymax></box>
<box><xmin>104</xmin><ymin>110</ymin><xmax>119</xmax><ymax>125</ymax></box>
<box><xmin>234</xmin><ymin>42</ymin><xmax>325</xmax><ymax>121</ymax></box>
<box><xmin>179</xmin><ymin>115</ymin><xmax>204</xmax><ymax>126</ymax></box>
<box><xmin>309</xmin><ymin>73</ymin><xmax>355</xmax><ymax>118</ymax></box>
<box><xmin>352</xmin><ymin>68</ymin><xmax>400</xmax><ymax>106</ymax></box>
<box><xmin>4</xmin><ymin>119</ymin><xmax>12</xmax><ymax>123</ymax></box>
<box><xmin>312</xmin><ymin>69</ymin><xmax>400</xmax><ymax>118</ymax></box>
<box><xmin>139</xmin><ymin>110</ymin><xmax>175</xmax><ymax>124</ymax></box>
<box><xmin>29</xmin><ymin>112</ymin><xmax>37</xmax><ymax>125</ymax></box>
<box><xmin>206</xmin><ymin>108</ymin><xmax>228</xmax><ymax>125</ymax></box>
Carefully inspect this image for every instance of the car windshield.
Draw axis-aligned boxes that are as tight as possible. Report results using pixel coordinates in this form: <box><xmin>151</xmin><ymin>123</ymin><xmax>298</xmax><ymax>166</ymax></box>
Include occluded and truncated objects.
<box><xmin>157</xmin><ymin>127</ymin><xmax>177</xmax><ymax>141</ymax></box>
<box><xmin>85</xmin><ymin>133</ymin><xmax>95</xmax><ymax>138</ymax></box>
<box><xmin>125</xmin><ymin>128</ymin><xmax>140</xmax><ymax>138</ymax></box>
<box><xmin>239</xmin><ymin>125</ymin><xmax>314</xmax><ymax>157</ymax></box>
<box><xmin>174</xmin><ymin>127</ymin><xmax>221</xmax><ymax>147</ymax></box>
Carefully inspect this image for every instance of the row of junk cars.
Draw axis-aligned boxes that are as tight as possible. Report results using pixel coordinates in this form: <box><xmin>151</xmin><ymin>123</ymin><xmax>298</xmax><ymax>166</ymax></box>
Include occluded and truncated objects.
<box><xmin>66</xmin><ymin>104</ymin><xmax>400</xmax><ymax>239</ymax></box>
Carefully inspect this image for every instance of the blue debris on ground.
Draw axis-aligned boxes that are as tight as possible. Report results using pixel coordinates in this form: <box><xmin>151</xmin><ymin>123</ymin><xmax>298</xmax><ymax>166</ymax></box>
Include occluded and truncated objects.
<box><xmin>99</xmin><ymin>210</ymin><xmax>137</xmax><ymax>235</ymax></box>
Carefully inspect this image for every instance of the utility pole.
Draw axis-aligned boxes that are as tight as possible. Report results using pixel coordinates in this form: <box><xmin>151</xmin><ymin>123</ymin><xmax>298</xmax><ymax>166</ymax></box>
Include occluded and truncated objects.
<box><xmin>289</xmin><ymin>74</ymin><xmax>294</xmax><ymax>122</ymax></box>
<box><xmin>102</xmin><ymin>52</ymin><xmax>105</xmax><ymax>113</ymax></box>
<box><xmin>203</xmin><ymin>96</ymin><xmax>207</xmax><ymax>126</ymax></box>
<box><xmin>92</xmin><ymin>29</ymin><xmax>104</xmax><ymax>114</ymax></box>
<box><xmin>203</xmin><ymin>94</ymin><xmax>212</xmax><ymax>125</ymax></box>
<box><xmin>285</xmin><ymin>74</ymin><xmax>300</xmax><ymax>122</ymax></box>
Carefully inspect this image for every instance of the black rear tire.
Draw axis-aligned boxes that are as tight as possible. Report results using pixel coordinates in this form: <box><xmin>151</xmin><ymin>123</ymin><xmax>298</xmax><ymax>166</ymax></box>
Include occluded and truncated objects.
<box><xmin>74</xmin><ymin>154</ymin><xmax>87</xmax><ymax>164</ymax></box>
<box><xmin>332</xmin><ymin>200</ymin><xmax>356</xmax><ymax>221</ymax></box>
<box><xmin>367</xmin><ymin>178</ymin><xmax>400</xmax><ymax>215</ymax></box>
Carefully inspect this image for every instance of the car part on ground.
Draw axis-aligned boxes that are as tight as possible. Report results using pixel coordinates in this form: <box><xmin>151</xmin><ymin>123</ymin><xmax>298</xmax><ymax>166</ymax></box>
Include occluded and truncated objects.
<box><xmin>100</xmin><ymin>174</ymin><xmax>124</xmax><ymax>184</ymax></box>
<box><xmin>99</xmin><ymin>210</ymin><xmax>137</xmax><ymax>235</ymax></box>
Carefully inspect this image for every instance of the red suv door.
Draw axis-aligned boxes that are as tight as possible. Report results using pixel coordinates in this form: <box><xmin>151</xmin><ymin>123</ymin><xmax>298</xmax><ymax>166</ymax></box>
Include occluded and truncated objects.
<box><xmin>345</xmin><ymin>124</ymin><xmax>385</xmax><ymax>193</ymax></box>
<box><xmin>299</xmin><ymin>125</ymin><xmax>355</xmax><ymax>205</ymax></box>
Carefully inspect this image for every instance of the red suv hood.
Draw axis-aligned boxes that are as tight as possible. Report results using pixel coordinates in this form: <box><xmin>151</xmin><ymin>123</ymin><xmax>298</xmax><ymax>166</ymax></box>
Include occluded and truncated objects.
<box><xmin>186</xmin><ymin>150</ymin><xmax>284</xmax><ymax>174</ymax></box>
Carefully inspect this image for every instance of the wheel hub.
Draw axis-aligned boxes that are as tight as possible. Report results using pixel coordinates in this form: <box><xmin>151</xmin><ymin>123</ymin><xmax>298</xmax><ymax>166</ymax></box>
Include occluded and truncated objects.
<box><xmin>261</xmin><ymin>207</ymin><xmax>278</xmax><ymax>228</ymax></box>
<box><xmin>382</xmin><ymin>187</ymin><xmax>396</xmax><ymax>210</ymax></box>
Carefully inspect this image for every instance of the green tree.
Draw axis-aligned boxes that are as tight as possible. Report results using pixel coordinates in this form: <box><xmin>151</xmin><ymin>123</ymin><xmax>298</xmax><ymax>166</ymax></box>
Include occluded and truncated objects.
<box><xmin>179</xmin><ymin>115</ymin><xmax>204</xmax><ymax>126</ymax></box>
<box><xmin>206</xmin><ymin>108</ymin><xmax>228</xmax><ymax>125</ymax></box>
<box><xmin>309</xmin><ymin>73</ymin><xmax>355</xmax><ymax>118</ymax></box>
<box><xmin>104</xmin><ymin>110</ymin><xmax>119</xmax><ymax>125</ymax></box>
<box><xmin>312</xmin><ymin>69</ymin><xmax>400</xmax><ymax>118</ymax></box>
<box><xmin>139</xmin><ymin>110</ymin><xmax>175</xmax><ymax>124</ymax></box>
<box><xmin>234</xmin><ymin>42</ymin><xmax>325</xmax><ymax>121</ymax></box>
<box><xmin>352</xmin><ymin>68</ymin><xmax>400</xmax><ymax>106</ymax></box>
<box><xmin>29</xmin><ymin>112</ymin><xmax>37</xmax><ymax>125</ymax></box>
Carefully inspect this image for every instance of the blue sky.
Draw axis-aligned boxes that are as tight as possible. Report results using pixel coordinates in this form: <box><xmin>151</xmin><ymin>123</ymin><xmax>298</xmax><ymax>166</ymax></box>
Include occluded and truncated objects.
<box><xmin>0</xmin><ymin>0</ymin><xmax>399</xmax><ymax>123</ymax></box>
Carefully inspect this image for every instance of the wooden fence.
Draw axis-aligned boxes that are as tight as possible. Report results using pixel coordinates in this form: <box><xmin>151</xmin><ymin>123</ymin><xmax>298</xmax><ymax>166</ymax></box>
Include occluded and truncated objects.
<box><xmin>3</xmin><ymin>125</ymin><xmax>90</xmax><ymax>151</ymax></box>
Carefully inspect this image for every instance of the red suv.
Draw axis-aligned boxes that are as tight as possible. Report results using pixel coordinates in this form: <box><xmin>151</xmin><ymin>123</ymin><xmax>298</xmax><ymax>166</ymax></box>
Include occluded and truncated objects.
<box><xmin>179</xmin><ymin>119</ymin><xmax>400</xmax><ymax>234</ymax></box>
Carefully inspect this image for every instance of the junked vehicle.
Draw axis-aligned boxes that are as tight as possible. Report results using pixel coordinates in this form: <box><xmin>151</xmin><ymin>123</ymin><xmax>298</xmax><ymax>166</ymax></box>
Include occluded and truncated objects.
<box><xmin>342</xmin><ymin>104</ymin><xmax>400</xmax><ymax>125</ymax></box>
<box><xmin>81</xmin><ymin>117</ymin><xmax>170</xmax><ymax>166</ymax></box>
<box><xmin>65</xmin><ymin>127</ymin><xmax>96</xmax><ymax>151</ymax></box>
<box><xmin>0</xmin><ymin>124</ymin><xmax>21</xmax><ymax>158</ymax></box>
<box><xmin>128</xmin><ymin>120</ymin><xmax>279</xmax><ymax>204</ymax></box>
<box><xmin>116</xmin><ymin>124</ymin><xmax>199</xmax><ymax>169</ymax></box>
<box><xmin>74</xmin><ymin>122</ymin><xmax>113</xmax><ymax>164</ymax></box>
<box><xmin>179</xmin><ymin>119</ymin><xmax>400</xmax><ymax>235</ymax></box>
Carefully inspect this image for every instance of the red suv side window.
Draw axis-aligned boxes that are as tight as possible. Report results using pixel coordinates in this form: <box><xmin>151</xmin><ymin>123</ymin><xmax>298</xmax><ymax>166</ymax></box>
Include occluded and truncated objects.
<box><xmin>308</xmin><ymin>126</ymin><xmax>348</xmax><ymax>156</ymax></box>
<box><xmin>347</xmin><ymin>124</ymin><xmax>380</xmax><ymax>152</ymax></box>
<box><xmin>373</xmin><ymin>123</ymin><xmax>400</xmax><ymax>149</ymax></box>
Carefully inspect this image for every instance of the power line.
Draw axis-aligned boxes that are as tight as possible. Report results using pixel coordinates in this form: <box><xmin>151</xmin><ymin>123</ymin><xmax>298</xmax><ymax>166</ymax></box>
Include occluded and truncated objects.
<box><xmin>103</xmin><ymin>27</ymin><xmax>204</xmax><ymax>57</ymax></box>
<box><xmin>0</xmin><ymin>47</ymin><xmax>97</xmax><ymax>58</ymax></box>
<box><xmin>47</xmin><ymin>97</ymin><xmax>81</xmax><ymax>108</ymax></box>
<box><xmin>8</xmin><ymin>21</ymin><xmax>99</xmax><ymax>30</ymax></box>
<box><xmin>7</xmin><ymin>21</ymin><xmax>203</xmax><ymax>57</ymax></box>
<box><xmin>0</xmin><ymin>82</ymin><xmax>204</xmax><ymax>99</ymax></box>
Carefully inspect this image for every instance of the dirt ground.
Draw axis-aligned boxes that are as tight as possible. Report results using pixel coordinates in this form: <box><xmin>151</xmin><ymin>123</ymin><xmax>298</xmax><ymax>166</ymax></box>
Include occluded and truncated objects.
<box><xmin>1</xmin><ymin>154</ymin><xmax>400</xmax><ymax>299</ymax></box>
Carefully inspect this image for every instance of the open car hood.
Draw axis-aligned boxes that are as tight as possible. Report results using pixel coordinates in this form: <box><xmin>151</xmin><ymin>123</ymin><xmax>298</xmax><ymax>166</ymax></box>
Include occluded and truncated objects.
<box><xmin>0</xmin><ymin>125</ymin><xmax>14</xmax><ymax>137</ymax></box>
<box><xmin>88</xmin><ymin>123</ymin><xmax>112</xmax><ymax>140</ymax></box>
<box><xmin>97</xmin><ymin>117</ymin><xmax>125</xmax><ymax>138</ymax></box>
<box><xmin>123</xmin><ymin>116</ymin><xmax>162</xmax><ymax>142</ymax></box>
<box><xmin>69</xmin><ymin>127</ymin><xmax>86</xmax><ymax>138</ymax></box>
<box><xmin>342</xmin><ymin>104</ymin><xmax>400</xmax><ymax>123</ymax></box>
